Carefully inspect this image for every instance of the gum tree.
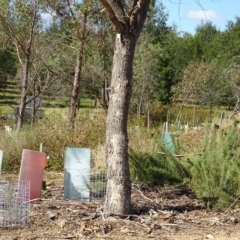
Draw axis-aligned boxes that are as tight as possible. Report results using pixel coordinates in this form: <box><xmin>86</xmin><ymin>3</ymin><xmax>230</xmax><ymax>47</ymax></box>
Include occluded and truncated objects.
<box><xmin>98</xmin><ymin>0</ymin><xmax>150</xmax><ymax>215</ymax></box>
<box><xmin>45</xmin><ymin>0</ymin><xmax>101</xmax><ymax>126</ymax></box>
<box><xmin>0</xmin><ymin>0</ymin><xmax>40</xmax><ymax>130</ymax></box>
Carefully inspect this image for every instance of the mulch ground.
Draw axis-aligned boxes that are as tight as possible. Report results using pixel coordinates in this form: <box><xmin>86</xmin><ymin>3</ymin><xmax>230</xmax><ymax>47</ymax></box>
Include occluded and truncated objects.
<box><xmin>0</xmin><ymin>172</ymin><xmax>240</xmax><ymax>240</ymax></box>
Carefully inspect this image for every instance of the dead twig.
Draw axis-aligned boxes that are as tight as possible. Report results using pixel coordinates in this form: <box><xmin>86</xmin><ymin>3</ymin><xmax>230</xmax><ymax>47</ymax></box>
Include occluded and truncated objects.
<box><xmin>58</xmin><ymin>236</ymin><xmax>76</xmax><ymax>239</ymax></box>
<box><xmin>226</xmin><ymin>195</ymin><xmax>240</xmax><ymax>212</ymax></box>
<box><xmin>132</xmin><ymin>184</ymin><xmax>156</xmax><ymax>204</ymax></box>
<box><xmin>99</xmin><ymin>210</ymin><xmax>106</xmax><ymax>221</ymax></box>
<box><xmin>100</xmin><ymin>212</ymin><xmax>141</xmax><ymax>221</ymax></box>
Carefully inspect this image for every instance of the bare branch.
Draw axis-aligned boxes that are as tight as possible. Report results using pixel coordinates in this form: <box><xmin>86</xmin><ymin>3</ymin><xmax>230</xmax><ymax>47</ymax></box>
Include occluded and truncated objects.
<box><xmin>13</xmin><ymin>41</ymin><xmax>23</xmax><ymax>65</ymax></box>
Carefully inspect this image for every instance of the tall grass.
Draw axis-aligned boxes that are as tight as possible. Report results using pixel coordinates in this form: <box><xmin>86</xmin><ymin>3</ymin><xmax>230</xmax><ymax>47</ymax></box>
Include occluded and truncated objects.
<box><xmin>0</xmin><ymin>129</ymin><xmax>38</xmax><ymax>171</ymax></box>
<box><xmin>0</xmin><ymin>108</ymin><xmax>106</xmax><ymax>171</ymax></box>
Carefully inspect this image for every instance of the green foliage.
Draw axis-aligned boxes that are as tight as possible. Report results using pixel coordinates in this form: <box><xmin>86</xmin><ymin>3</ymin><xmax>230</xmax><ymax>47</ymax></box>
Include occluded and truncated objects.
<box><xmin>143</xmin><ymin>1</ymin><xmax>172</xmax><ymax>44</ymax></box>
<box><xmin>0</xmin><ymin>48</ymin><xmax>17</xmax><ymax>86</ymax></box>
<box><xmin>148</xmin><ymin>100</ymin><xmax>168</xmax><ymax>125</ymax></box>
<box><xmin>128</xmin><ymin>146</ymin><xmax>190</xmax><ymax>186</ymax></box>
<box><xmin>189</xmin><ymin>125</ymin><xmax>240</xmax><ymax>209</ymax></box>
<box><xmin>194</xmin><ymin>21</ymin><xmax>221</xmax><ymax>61</ymax></box>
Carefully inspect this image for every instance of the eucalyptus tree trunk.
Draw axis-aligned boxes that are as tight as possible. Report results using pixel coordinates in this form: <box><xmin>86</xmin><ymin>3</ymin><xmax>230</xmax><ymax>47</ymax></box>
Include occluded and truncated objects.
<box><xmin>17</xmin><ymin>59</ymin><xmax>30</xmax><ymax>131</ymax></box>
<box><xmin>104</xmin><ymin>33</ymin><xmax>136</xmax><ymax>215</ymax></box>
<box><xmin>99</xmin><ymin>0</ymin><xmax>150</xmax><ymax>215</ymax></box>
<box><xmin>16</xmin><ymin>5</ymin><xmax>37</xmax><ymax>131</ymax></box>
<box><xmin>69</xmin><ymin>12</ymin><xmax>87</xmax><ymax>127</ymax></box>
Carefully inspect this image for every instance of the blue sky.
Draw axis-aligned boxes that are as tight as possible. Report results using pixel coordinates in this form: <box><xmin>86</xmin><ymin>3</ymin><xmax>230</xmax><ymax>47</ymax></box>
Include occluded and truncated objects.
<box><xmin>162</xmin><ymin>0</ymin><xmax>240</xmax><ymax>34</ymax></box>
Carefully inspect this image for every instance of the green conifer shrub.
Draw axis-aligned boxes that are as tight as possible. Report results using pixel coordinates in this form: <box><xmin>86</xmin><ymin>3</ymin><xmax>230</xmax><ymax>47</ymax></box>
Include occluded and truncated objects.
<box><xmin>128</xmin><ymin>146</ymin><xmax>190</xmax><ymax>186</ymax></box>
<box><xmin>189</xmin><ymin>124</ymin><xmax>240</xmax><ymax>209</ymax></box>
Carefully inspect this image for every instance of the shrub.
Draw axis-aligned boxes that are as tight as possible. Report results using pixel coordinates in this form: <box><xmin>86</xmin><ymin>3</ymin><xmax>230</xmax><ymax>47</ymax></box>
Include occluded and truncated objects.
<box><xmin>148</xmin><ymin>101</ymin><xmax>169</xmax><ymax>126</ymax></box>
<box><xmin>189</xmin><ymin>124</ymin><xmax>240</xmax><ymax>209</ymax></box>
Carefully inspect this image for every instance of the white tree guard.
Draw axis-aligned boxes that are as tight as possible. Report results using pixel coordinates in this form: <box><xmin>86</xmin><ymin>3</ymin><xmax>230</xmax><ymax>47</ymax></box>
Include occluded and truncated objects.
<box><xmin>64</xmin><ymin>148</ymin><xmax>90</xmax><ymax>201</ymax></box>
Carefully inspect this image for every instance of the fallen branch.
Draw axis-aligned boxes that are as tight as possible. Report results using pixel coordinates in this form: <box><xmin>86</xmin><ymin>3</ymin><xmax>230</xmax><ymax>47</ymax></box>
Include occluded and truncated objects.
<box><xmin>157</xmin><ymin>152</ymin><xmax>202</xmax><ymax>157</ymax></box>
<box><xmin>157</xmin><ymin>152</ymin><xmax>184</xmax><ymax>157</ymax></box>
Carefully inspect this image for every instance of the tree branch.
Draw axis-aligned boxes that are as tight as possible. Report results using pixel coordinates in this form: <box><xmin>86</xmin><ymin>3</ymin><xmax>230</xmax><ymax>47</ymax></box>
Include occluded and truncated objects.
<box><xmin>13</xmin><ymin>41</ymin><xmax>23</xmax><ymax>65</ymax></box>
<box><xmin>98</xmin><ymin>0</ymin><xmax>125</xmax><ymax>33</ymax></box>
<box><xmin>129</xmin><ymin>0</ymin><xmax>150</xmax><ymax>39</ymax></box>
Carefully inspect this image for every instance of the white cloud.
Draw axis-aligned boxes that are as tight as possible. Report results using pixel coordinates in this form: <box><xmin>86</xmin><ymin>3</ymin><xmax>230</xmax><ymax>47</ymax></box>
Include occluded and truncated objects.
<box><xmin>186</xmin><ymin>10</ymin><xmax>221</xmax><ymax>21</ymax></box>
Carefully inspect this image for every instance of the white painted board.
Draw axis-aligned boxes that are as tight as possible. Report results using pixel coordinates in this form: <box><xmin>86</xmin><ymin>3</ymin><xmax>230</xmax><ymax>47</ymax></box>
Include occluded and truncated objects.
<box><xmin>64</xmin><ymin>148</ymin><xmax>90</xmax><ymax>201</ymax></box>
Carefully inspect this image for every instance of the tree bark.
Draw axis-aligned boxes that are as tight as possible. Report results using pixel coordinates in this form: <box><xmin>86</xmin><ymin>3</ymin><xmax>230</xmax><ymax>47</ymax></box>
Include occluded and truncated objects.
<box><xmin>99</xmin><ymin>0</ymin><xmax>150</xmax><ymax>215</ymax></box>
<box><xmin>104</xmin><ymin>33</ymin><xmax>136</xmax><ymax>215</ymax></box>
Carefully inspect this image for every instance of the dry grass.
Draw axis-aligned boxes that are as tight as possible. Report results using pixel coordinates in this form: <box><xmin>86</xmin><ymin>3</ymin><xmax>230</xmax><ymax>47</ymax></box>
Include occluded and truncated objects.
<box><xmin>91</xmin><ymin>143</ymin><xmax>106</xmax><ymax>170</ymax></box>
<box><xmin>1</xmin><ymin>106</ymin><xmax>239</xmax><ymax>172</ymax></box>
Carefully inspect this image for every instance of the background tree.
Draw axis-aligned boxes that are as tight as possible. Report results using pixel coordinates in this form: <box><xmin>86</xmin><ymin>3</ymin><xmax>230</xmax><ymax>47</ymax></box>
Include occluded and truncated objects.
<box><xmin>172</xmin><ymin>62</ymin><xmax>219</xmax><ymax>120</ymax></box>
<box><xmin>83</xmin><ymin>7</ymin><xmax>115</xmax><ymax>109</ymax></box>
<box><xmin>193</xmin><ymin>21</ymin><xmax>220</xmax><ymax>61</ymax></box>
<box><xmin>131</xmin><ymin>2</ymin><xmax>175</xmax><ymax>118</ymax></box>
<box><xmin>44</xmin><ymin>0</ymin><xmax>96</xmax><ymax>126</ymax></box>
<box><xmin>220</xmin><ymin>57</ymin><xmax>240</xmax><ymax>118</ymax></box>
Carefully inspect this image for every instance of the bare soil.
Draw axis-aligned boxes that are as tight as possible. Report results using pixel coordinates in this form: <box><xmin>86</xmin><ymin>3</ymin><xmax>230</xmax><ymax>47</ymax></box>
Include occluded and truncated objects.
<box><xmin>1</xmin><ymin>172</ymin><xmax>240</xmax><ymax>240</ymax></box>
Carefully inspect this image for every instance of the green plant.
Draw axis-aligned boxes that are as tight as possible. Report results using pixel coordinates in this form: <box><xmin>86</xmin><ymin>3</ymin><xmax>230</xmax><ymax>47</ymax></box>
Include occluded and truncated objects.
<box><xmin>128</xmin><ymin>146</ymin><xmax>190</xmax><ymax>186</ymax></box>
<box><xmin>189</xmin><ymin>124</ymin><xmax>240</xmax><ymax>209</ymax></box>
<box><xmin>148</xmin><ymin>101</ymin><xmax>169</xmax><ymax>126</ymax></box>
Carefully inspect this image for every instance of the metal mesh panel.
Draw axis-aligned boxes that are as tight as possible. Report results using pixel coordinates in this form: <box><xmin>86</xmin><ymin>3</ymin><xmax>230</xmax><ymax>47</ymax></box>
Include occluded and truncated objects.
<box><xmin>89</xmin><ymin>171</ymin><xmax>106</xmax><ymax>200</ymax></box>
<box><xmin>64</xmin><ymin>170</ymin><xmax>106</xmax><ymax>202</ymax></box>
<box><xmin>0</xmin><ymin>180</ymin><xmax>30</xmax><ymax>229</ymax></box>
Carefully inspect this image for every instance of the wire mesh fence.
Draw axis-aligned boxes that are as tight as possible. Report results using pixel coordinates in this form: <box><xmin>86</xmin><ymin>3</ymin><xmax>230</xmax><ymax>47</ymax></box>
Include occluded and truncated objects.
<box><xmin>89</xmin><ymin>171</ymin><xmax>106</xmax><ymax>200</ymax></box>
<box><xmin>64</xmin><ymin>170</ymin><xmax>106</xmax><ymax>202</ymax></box>
<box><xmin>0</xmin><ymin>180</ymin><xmax>30</xmax><ymax>229</ymax></box>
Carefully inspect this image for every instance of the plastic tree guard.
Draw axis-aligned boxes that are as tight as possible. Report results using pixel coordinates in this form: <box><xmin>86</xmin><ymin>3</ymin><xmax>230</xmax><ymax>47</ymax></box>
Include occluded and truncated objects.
<box><xmin>64</xmin><ymin>148</ymin><xmax>90</xmax><ymax>201</ymax></box>
<box><xmin>162</xmin><ymin>132</ymin><xmax>175</xmax><ymax>154</ymax></box>
<box><xmin>18</xmin><ymin>149</ymin><xmax>48</xmax><ymax>201</ymax></box>
<box><xmin>0</xmin><ymin>150</ymin><xmax>2</xmax><ymax>174</ymax></box>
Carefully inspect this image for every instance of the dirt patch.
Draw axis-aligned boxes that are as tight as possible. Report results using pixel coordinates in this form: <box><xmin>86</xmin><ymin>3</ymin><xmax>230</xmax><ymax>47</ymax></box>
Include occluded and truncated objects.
<box><xmin>0</xmin><ymin>172</ymin><xmax>240</xmax><ymax>240</ymax></box>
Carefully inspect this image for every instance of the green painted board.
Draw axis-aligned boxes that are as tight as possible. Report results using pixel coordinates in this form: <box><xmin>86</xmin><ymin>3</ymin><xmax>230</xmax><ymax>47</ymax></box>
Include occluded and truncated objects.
<box><xmin>162</xmin><ymin>132</ymin><xmax>175</xmax><ymax>154</ymax></box>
